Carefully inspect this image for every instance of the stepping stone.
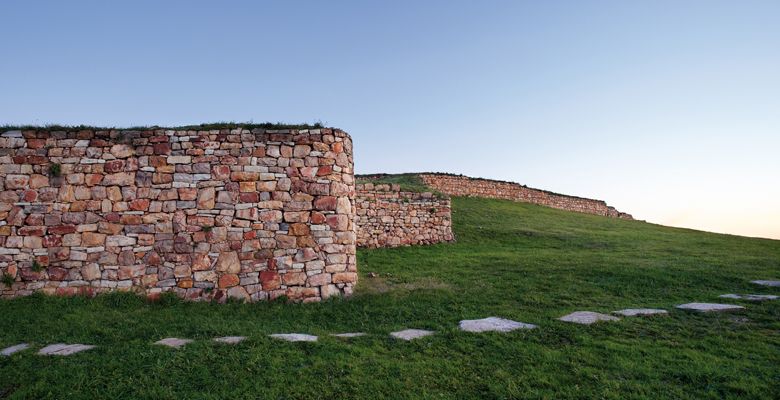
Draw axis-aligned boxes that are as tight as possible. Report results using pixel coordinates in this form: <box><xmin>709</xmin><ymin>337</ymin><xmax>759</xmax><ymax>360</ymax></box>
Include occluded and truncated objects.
<box><xmin>613</xmin><ymin>308</ymin><xmax>668</xmax><ymax>317</ymax></box>
<box><xmin>675</xmin><ymin>303</ymin><xmax>744</xmax><ymax>312</ymax></box>
<box><xmin>213</xmin><ymin>336</ymin><xmax>247</xmax><ymax>344</ymax></box>
<box><xmin>719</xmin><ymin>294</ymin><xmax>778</xmax><ymax>301</ymax></box>
<box><xmin>459</xmin><ymin>317</ymin><xmax>537</xmax><ymax>333</ymax></box>
<box><xmin>559</xmin><ymin>311</ymin><xmax>620</xmax><ymax>325</ymax></box>
<box><xmin>1</xmin><ymin>343</ymin><xmax>29</xmax><ymax>356</ymax></box>
<box><xmin>751</xmin><ymin>280</ymin><xmax>780</xmax><ymax>287</ymax></box>
<box><xmin>269</xmin><ymin>333</ymin><xmax>318</xmax><ymax>342</ymax></box>
<box><xmin>38</xmin><ymin>343</ymin><xmax>96</xmax><ymax>356</ymax></box>
<box><xmin>331</xmin><ymin>332</ymin><xmax>367</xmax><ymax>338</ymax></box>
<box><xmin>154</xmin><ymin>338</ymin><xmax>193</xmax><ymax>348</ymax></box>
<box><xmin>390</xmin><ymin>329</ymin><xmax>435</xmax><ymax>341</ymax></box>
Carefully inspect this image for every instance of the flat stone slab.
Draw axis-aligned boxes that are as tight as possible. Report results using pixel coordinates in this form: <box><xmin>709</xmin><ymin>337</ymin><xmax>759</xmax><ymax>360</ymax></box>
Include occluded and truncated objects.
<box><xmin>269</xmin><ymin>333</ymin><xmax>318</xmax><ymax>342</ymax></box>
<box><xmin>613</xmin><ymin>308</ymin><xmax>668</xmax><ymax>317</ymax></box>
<box><xmin>154</xmin><ymin>338</ymin><xmax>193</xmax><ymax>348</ymax></box>
<box><xmin>719</xmin><ymin>294</ymin><xmax>778</xmax><ymax>301</ymax></box>
<box><xmin>559</xmin><ymin>311</ymin><xmax>620</xmax><ymax>325</ymax></box>
<box><xmin>1</xmin><ymin>343</ymin><xmax>30</xmax><ymax>356</ymax></box>
<box><xmin>459</xmin><ymin>317</ymin><xmax>537</xmax><ymax>333</ymax></box>
<box><xmin>675</xmin><ymin>303</ymin><xmax>745</xmax><ymax>312</ymax></box>
<box><xmin>213</xmin><ymin>336</ymin><xmax>247</xmax><ymax>344</ymax></box>
<box><xmin>331</xmin><ymin>332</ymin><xmax>367</xmax><ymax>338</ymax></box>
<box><xmin>751</xmin><ymin>280</ymin><xmax>780</xmax><ymax>287</ymax></box>
<box><xmin>390</xmin><ymin>329</ymin><xmax>435</xmax><ymax>341</ymax></box>
<box><xmin>38</xmin><ymin>343</ymin><xmax>96</xmax><ymax>356</ymax></box>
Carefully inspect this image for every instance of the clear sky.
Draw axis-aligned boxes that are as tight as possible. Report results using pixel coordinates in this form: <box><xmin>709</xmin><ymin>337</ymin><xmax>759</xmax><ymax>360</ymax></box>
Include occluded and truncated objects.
<box><xmin>2</xmin><ymin>0</ymin><xmax>779</xmax><ymax>239</ymax></box>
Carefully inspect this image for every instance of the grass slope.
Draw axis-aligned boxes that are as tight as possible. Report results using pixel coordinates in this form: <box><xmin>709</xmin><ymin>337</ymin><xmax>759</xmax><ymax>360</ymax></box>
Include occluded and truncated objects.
<box><xmin>1</xmin><ymin>197</ymin><xmax>778</xmax><ymax>399</ymax></box>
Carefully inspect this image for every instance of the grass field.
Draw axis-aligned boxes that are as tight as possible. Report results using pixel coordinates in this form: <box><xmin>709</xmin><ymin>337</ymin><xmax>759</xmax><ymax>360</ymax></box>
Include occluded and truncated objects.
<box><xmin>1</xmin><ymin>197</ymin><xmax>778</xmax><ymax>399</ymax></box>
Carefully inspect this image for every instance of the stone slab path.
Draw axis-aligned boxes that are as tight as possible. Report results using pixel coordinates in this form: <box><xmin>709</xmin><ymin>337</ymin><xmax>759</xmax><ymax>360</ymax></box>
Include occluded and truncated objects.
<box><xmin>1</xmin><ymin>343</ymin><xmax>29</xmax><ymax>356</ymax></box>
<box><xmin>750</xmin><ymin>280</ymin><xmax>780</xmax><ymax>287</ymax></box>
<box><xmin>38</xmin><ymin>343</ymin><xmax>96</xmax><ymax>356</ymax></box>
<box><xmin>331</xmin><ymin>332</ymin><xmax>367</xmax><ymax>338</ymax></box>
<box><xmin>269</xmin><ymin>333</ymin><xmax>318</xmax><ymax>342</ymax></box>
<box><xmin>213</xmin><ymin>336</ymin><xmax>247</xmax><ymax>344</ymax></box>
<box><xmin>390</xmin><ymin>329</ymin><xmax>435</xmax><ymax>340</ymax></box>
<box><xmin>154</xmin><ymin>338</ymin><xmax>193</xmax><ymax>348</ymax></box>
<box><xmin>675</xmin><ymin>303</ymin><xmax>745</xmax><ymax>312</ymax></box>
<box><xmin>459</xmin><ymin>317</ymin><xmax>536</xmax><ymax>333</ymax></box>
<box><xmin>719</xmin><ymin>294</ymin><xmax>778</xmax><ymax>301</ymax></box>
<box><xmin>559</xmin><ymin>311</ymin><xmax>620</xmax><ymax>325</ymax></box>
<box><xmin>613</xmin><ymin>308</ymin><xmax>668</xmax><ymax>317</ymax></box>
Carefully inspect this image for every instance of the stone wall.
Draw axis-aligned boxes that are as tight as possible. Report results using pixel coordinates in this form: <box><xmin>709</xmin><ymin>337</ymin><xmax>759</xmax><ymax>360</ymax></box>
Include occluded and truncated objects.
<box><xmin>355</xmin><ymin>183</ymin><xmax>453</xmax><ymax>248</ymax></box>
<box><xmin>419</xmin><ymin>174</ymin><xmax>632</xmax><ymax>219</ymax></box>
<box><xmin>0</xmin><ymin>127</ymin><xmax>357</xmax><ymax>302</ymax></box>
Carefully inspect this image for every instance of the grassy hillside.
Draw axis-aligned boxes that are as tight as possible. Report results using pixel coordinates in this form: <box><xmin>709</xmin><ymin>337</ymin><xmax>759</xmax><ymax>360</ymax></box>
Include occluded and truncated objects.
<box><xmin>1</xmin><ymin>197</ymin><xmax>778</xmax><ymax>399</ymax></box>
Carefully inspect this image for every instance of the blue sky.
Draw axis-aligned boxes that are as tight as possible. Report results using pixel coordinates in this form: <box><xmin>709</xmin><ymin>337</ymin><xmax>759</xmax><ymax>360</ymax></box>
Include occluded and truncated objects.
<box><xmin>2</xmin><ymin>0</ymin><xmax>779</xmax><ymax>239</ymax></box>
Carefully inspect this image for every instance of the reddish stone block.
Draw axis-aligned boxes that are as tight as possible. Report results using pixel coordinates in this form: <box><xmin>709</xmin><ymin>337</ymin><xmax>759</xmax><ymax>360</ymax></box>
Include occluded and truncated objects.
<box><xmin>129</xmin><ymin>199</ymin><xmax>150</xmax><ymax>211</ymax></box>
<box><xmin>316</xmin><ymin>165</ymin><xmax>333</xmax><ymax>176</ymax></box>
<box><xmin>22</xmin><ymin>190</ymin><xmax>37</xmax><ymax>202</ymax></box>
<box><xmin>48</xmin><ymin>267</ymin><xmax>68</xmax><ymax>281</ymax></box>
<box><xmin>27</xmin><ymin>138</ymin><xmax>46</xmax><ymax>149</ymax></box>
<box><xmin>48</xmin><ymin>225</ymin><xmax>76</xmax><ymax>235</ymax></box>
<box><xmin>333</xmin><ymin>272</ymin><xmax>357</xmax><ymax>284</ymax></box>
<box><xmin>178</xmin><ymin>188</ymin><xmax>197</xmax><ymax>200</ymax></box>
<box><xmin>239</xmin><ymin>192</ymin><xmax>259</xmax><ymax>202</ymax></box>
<box><xmin>43</xmin><ymin>235</ymin><xmax>62</xmax><ymax>247</ymax></box>
<box><xmin>85</xmin><ymin>173</ymin><xmax>104</xmax><ymax>186</ymax></box>
<box><xmin>260</xmin><ymin>271</ymin><xmax>281</xmax><ymax>290</ymax></box>
<box><xmin>19</xmin><ymin>226</ymin><xmax>45</xmax><ymax>236</ymax></box>
<box><xmin>212</xmin><ymin>165</ymin><xmax>230</xmax><ymax>180</ymax></box>
<box><xmin>104</xmin><ymin>160</ymin><xmax>125</xmax><ymax>173</ymax></box>
<box><xmin>218</xmin><ymin>273</ymin><xmax>240</xmax><ymax>288</ymax></box>
<box><xmin>153</xmin><ymin>143</ymin><xmax>171</xmax><ymax>155</ymax></box>
<box><xmin>313</xmin><ymin>196</ymin><xmax>337</xmax><ymax>211</ymax></box>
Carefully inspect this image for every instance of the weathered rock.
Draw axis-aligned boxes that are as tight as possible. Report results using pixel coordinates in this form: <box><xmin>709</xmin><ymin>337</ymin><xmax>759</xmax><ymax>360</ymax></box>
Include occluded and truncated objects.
<box><xmin>390</xmin><ymin>329</ymin><xmax>435</xmax><ymax>340</ymax></box>
<box><xmin>675</xmin><ymin>303</ymin><xmax>745</xmax><ymax>312</ymax></box>
<box><xmin>1</xmin><ymin>343</ymin><xmax>29</xmax><ymax>356</ymax></box>
<box><xmin>751</xmin><ymin>280</ymin><xmax>780</xmax><ymax>287</ymax></box>
<box><xmin>331</xmin><ymin>332</ymin><xmax>367</xmax><ymax>338</ymax></box>
<box><xmin>718</xmin><ymin>294</ymin><xmax>778</xmax><ymax>301</ymax></box>
<box><xmin>558</xmin><ymin>311</ymin><xmax>620</xmax><ymax>325</ymax></box>
<box><xmin>613</xmin><ymin>308</ymin><xmax>668</xmax><ymax>317</ymax></box>
<box><xmin>154</xmin><ymin>338</ymin><xmax>193</xmax><ymax>348</ymax></box>
<box><xmin>458</xmin><ymin>317</ymin><xmax>537</xmax><ymax>333</ymax></box>
<box><xmin>215</xmin><ymin>252</ymin><xmax>240</xmax><ymax>274</ymax></box>
<box><xmin>269</xmin><ymin>333</ymin><xmax>318</xmax><ymax>342</ymax></box>
<box><xmin>38</xmin><ymin>343</ymin><xmax>96</xmax><ymax>356</ymax></box>
<box><xmin>213</xmin><ymin>336</ymin><xmax>247</xmax><ymax>344</ymax></box>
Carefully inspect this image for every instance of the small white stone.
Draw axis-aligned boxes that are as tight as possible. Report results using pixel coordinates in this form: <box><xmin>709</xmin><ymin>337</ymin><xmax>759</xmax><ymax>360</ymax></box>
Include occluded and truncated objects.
<box><xmin>719</xmin><ymin>294</ymin><xmax>778</xmax><ymax>301</ymax></box>
<box><xmin>1</xmin><ymin>343</ymin><xmax>29</xmax><ymax>356</ymax></box>
<box><xmin>331</xmin><ymin>332</ymin><xmax>367</xmax><ymax>338</ymax></box>
<box><xmin>613</xmin><ymin>308</ymin><xmax>668</xmax><ymax>317</ymax></box>
<box><xmin>154</xmin><ymin>338</ymin><xmax>193</xmax><ymax>348</ymax></box>
<box><xmin>559</xmin><ymin>311</ymin><xmax>620</xmax><ymax>325</ymax></box>
<box><xmin>269</xmin><ymin>333</ymin><xmax>318</xmax><ymax>342</ymax></box>
<box><xmin>675</xmin><ymin>303</ymin><xmax>745</xmax><ymax>312</ymax></box>
<box><xmin>38</xmin><ymin>343</ymin><xmax>96</xmax><ymax>355</ymax></box>
<box><xmin>459</xmin><ymin>317</ymin><xmax>537</xmax><ymax>333</ymax></box>
<box><xmin>751</xmin><ymin>280</ymin><xmax>780</xmax><ymax>287</ymax></box>
<box><xmin>213</xmin><ymin>336</ymin><xmax>247</xmax><ymax>344</ymax></box>
<box><xmin>390</xmin><ymin>329</ymin><xmax>435</xmax><ymax>341</ymax></box>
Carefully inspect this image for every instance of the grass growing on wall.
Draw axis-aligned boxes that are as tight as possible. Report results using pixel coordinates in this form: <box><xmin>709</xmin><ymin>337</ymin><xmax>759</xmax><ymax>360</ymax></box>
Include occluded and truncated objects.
<box><xmin>356</xmin><ymin>173</ymin><xmax>439</xmax><ymax>194</ymax></box>
<box><xmin>0</xmin><ymin>121</ymin><xmax>327</xmax><ymax>132</ymax></box>
<box><xmin>0</xmin><ymin>197</ymin><xmax>779</xmax><ymax>399</ymax></box>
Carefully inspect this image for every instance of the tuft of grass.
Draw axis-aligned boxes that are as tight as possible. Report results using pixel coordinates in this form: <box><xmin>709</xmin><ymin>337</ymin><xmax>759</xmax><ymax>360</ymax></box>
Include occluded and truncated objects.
<box><xmin>1</xmin><ymin>273</ymin><xmax>14</xmax><ymax>288</ymax></box>
<box><xmin>201</xmin><ymin>225</ymin><xmax>213</xmax><ymax>233</ymax></box>
<box><xmin>1</xmin><ymin>121</ymin><xmax>328</xmax><ymax>132</ymax></box>
<box><xmin>356</xmin><ymin>173</ymin><xmax>441</xmax><ymax>194</ymax></box>
<box><xmin>48</xmin><ymin>163</ymin><xmax>62</xmax><ymax>177</ymax></box>
<box><xmin>31</xmin><ymin>261</ymin><xmax>43</xmax><ymax>273</ymax></box>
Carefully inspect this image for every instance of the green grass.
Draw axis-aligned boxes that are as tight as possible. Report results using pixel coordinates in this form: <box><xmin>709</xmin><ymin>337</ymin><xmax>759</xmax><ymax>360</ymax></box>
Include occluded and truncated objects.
<box><xmin>0</xmin><ymin>121</ymin><xmax>326</xmax><ymax>132</ymax></box>
<box><xmin>356</xmin><ymin>173</ymin><xmax>440</xmax><ymax>194</ymax></box>
<box><xmin>1</xmin><ymin>197</ymin><xmax>778</xmax><ymax>399</ymax></box>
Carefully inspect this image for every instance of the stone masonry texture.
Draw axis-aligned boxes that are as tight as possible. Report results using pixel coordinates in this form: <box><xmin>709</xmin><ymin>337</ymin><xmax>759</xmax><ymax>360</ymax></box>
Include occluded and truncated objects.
<box><xmin>0</xmin><ymin>127</ymin><xmax>356</xmax><ymax>302</ymax></box>
<box><xmin>418</xmin><ymin>173</ymin><xmax>632</xmax><ymax>219</ymax></box>
<box><xmin>355</xmin><ymin>183</ymin><xmax>454</xmax><ymax>248</ymax></box>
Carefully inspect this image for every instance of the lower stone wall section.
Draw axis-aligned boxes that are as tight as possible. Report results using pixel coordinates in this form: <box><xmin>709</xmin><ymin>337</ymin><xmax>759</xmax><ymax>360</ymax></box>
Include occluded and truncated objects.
<box><xmin>356</xmin><ymin>183</ymin><xmax>454</xmax><ymax>248</ymax></box>
<box><xmin>419</xmin><ymin>174</ymin><xmax>632</xmax><ymax>219</ymax></box>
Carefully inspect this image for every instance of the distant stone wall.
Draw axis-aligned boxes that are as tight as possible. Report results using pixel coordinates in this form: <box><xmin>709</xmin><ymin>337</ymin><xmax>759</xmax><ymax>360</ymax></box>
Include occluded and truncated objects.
<box><xmin>355</xmin><ymin>183</ymin><xmax>454</xmax><ymax>248</ymax></box>
<box><xmin>419</xmin><ymin>174</ymin><xmax>632</xmax><ymax>219</ymax></box>
<box><xmin>0</xmin><ymin>127</ymin><xmax>357</xmax><ymax>302</ymax></box>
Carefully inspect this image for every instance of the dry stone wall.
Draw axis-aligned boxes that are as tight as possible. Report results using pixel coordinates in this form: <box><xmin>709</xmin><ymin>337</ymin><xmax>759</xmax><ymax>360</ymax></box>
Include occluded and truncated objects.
<box><xmin>355</xmin><ymin>183</ymin><xmax>453</xmax><ymax>248</ymax></box>
<box><xmin>0</xmin><ymin>127</ymin><xmax>357</xmax><ymax>302</ymax></box>
<box><xmin>419</xmin><ymin>174</ymin><xmax>632</xmax><ymax>219</ymax></box>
